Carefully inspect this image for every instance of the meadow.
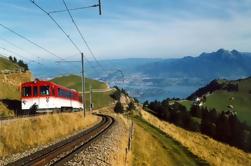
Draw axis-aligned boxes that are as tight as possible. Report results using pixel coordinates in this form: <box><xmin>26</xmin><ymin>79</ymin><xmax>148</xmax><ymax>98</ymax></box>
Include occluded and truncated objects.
<box><xmin>0</xmin><ymin>112</ymin><xmax>99</xmax><ymax>157</ymax></box>
<box><xmin>132</xmin><ymin>116</ymin><xmax>206</xmax><ymax>166</ymax></box>
<box><xmin>140</xmin><ymin>110</ymin><xmax>251</xmax><ymax>166</ymax></box>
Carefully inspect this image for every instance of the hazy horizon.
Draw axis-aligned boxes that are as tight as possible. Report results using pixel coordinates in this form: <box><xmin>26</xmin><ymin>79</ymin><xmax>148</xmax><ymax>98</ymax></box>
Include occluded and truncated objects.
<box><xmin>0</xmin><ymin>0</ymin><xmax>251</xmax><ymax>62</ymax></box>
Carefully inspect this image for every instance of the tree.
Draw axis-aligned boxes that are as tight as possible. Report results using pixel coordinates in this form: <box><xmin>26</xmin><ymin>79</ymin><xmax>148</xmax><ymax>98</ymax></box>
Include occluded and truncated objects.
<box><xmin>114</xmin><ymin>102</ymin><xmax>124</xmax><ymax>113</ymax></box>
<box><xmin>9</xmin><ymin>56</ymin><xmax>13</xmax><ymax>62</ymax></box>
<box><xmin>110</xmin><ymin>90</ymin><xmax>121</xmax><ymax>100</ymax></box>
<box><xmin>134</xmin><ymin>97</ymin><xmax>139</xmax><ymax>103</ymax></box>
<box><xmin>159</xmin><ymin>106</ymin><xmax>170</xmax><ymax>121</ymax></box>
<box><xmin>128</xmin><ymin>102</ymin><xmax>136</xmax><ymax>111</ymax></box>
<box><xmin>216</xmin><ymin>112</ymin><xmax>231</xmax><ymax>143</ymax></box>
<box><xmin>188</xmin><ymin>118</ymin><xmax>201</xmax><ymax>132</ymax></box>
<box><xmin>190</xmin><ymin>105</ymin><xmax>201</xmax><ymax>118</ymax></box>
<box><xmin>13</xmin><ymin>57</ymin><xmax>17</xmax><ymax>63</ymax></box>
<box><xmin>143</xmin><ymin>100</ymin><xmax>149</xmax><ymax>108</ymax></box>
<box><xmin>23</xmin><ymin>63</ymin><xmax>29</xmax><ymax>71</ymax></box>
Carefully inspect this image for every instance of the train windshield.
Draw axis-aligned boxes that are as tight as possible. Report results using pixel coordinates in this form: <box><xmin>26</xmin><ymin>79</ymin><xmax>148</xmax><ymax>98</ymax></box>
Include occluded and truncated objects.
<box><xmin>22</xmin><ymin>87</ymin><xmax>32</xmax><ymax>97</ymax></box>
<box><xmin>40</xmin><ymin>86</ymin><xmax>50</xmax><ymax>96</ymax></box>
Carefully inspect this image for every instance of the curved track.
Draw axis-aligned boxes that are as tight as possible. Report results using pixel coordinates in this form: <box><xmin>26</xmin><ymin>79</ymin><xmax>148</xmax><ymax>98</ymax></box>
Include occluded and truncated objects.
<box><xmin>7</xmin><ymin>114</ymin><xmax>114</xmax><ymax>166</ymax></box>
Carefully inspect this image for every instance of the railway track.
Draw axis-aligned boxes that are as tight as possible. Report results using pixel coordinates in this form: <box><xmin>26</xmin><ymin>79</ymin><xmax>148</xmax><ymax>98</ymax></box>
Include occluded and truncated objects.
<box><xmin>7</xmin><ymin>114</ymin><xmax>114</xmax><ymax>166</ymax></box>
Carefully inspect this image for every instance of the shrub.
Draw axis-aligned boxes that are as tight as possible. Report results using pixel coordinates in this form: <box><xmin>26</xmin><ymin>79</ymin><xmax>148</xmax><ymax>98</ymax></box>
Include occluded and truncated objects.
<box><xmin>128</xmin><ymin>102</ymin><xmax>136</xmax><ymax>111</ymax></box>
<box><xmin>114</xmin><ymin>102</ymin><xmax>124</xmax><ymax>113</ymax></box>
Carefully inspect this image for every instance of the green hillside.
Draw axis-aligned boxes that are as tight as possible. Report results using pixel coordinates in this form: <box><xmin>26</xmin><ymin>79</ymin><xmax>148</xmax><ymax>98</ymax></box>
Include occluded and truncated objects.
<box><xmin>182</xmin><ymin>77</ymin><xmax>251</xmax><ymax>126</ymax></box>
<box><xmin>0</xmin><ymin>56</ymin><xmax>32</xmax><ymax>117</ymax></box>
<box><xmin>132</xmin><ymin>116</ymin><xmax>206</xmax><ymax>166</ymax></box>
<box><xmin>204</xmin><ymin>78</ymin><xmax>251</xmax><ymax>125</ymax></box>
<box><xmin>50</xmin><ymin>75</ymin><xmax>115</xmax><ymax>109</ymax></box>
<box><xmin>51</xmin><ymin>74</ymin><xmax>108</xmax><ymax>91</ymax></box>
<box><xmin>0</xmin><ymin>56</ymin><xmax>20</xmax><ymax>71</ymax></box>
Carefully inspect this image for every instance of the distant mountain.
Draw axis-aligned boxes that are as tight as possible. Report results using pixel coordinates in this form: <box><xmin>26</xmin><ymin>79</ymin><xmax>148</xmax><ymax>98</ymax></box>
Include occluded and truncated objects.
<box><xmin>137</xmin><ymin>49</ymin><xmax>251</xmax><ymax>80</ymax></box>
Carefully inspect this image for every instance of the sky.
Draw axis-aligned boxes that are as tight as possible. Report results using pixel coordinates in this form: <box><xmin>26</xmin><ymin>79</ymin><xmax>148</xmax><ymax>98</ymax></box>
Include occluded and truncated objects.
<box><xmin>0</xmin><ymin>0</ymin><xmax>251</xmax><ymax>61</ymax></box>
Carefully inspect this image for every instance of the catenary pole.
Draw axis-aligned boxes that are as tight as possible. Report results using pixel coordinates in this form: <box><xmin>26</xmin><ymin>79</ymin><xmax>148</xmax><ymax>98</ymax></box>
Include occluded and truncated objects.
<box><xmin>81</xmin><ymin>53</ymin><xmax>86</xmax><ymax>117</ymax></box>
<box><xmin>90</xmin><ymin>84</ymin><xmax>93</xmax><ymax>112</ymax></box>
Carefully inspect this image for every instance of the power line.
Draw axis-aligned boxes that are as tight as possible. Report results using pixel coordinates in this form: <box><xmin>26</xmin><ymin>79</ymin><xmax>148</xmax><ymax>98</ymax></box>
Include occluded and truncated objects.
<box><xmin>0</xmin><ymin>38</ymin><xmax>76</xmax><ymax>76</ymax></box>
<box><xmin>48</xmin><ymin>4</ymin><xmax>99</xmax><ymax>14</ymax></box>
<box><xmin>31</xmin><ymin>0</ymin><xmax>100</xmax><ymax>74</ymax></box>
<box><xmin>62</xmin><ymin>0</ymin><xmax>106</xmax><ymax>72</ymax></box>
<box><xmin>30</xmin><ymin>0</ymin><xmax>82</xmax><ymax>54</ymax></box>
<box><xmin>0</xmin><ymin>37</ymin><xmax>48</xmax><ymax>63</ymax></box>
<box><xmin>0</xmin><ymin>23</ymin><xmax>64</xmax><ymax>60</ymax></box>
<box><xmin>30</xmin><ymin>1</ymin><xmax>124</xmax><ymax>84</ymax></box>
<box><xmin>0</xmin><ymin>23</ymin><xmax>76</xmax><ymax>75</ymax></box>
<box><xmin>0</xmin><ymin>46</ymin><xmax>31</xmax><ymax>62</ymax></box>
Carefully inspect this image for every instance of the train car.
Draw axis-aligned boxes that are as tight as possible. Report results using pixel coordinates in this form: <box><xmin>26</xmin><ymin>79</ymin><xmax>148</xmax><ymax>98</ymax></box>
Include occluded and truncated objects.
<box><xmin>21</xmin><ymin>79</ymin><xmax>83</xmax><ymax>113</ymax></box>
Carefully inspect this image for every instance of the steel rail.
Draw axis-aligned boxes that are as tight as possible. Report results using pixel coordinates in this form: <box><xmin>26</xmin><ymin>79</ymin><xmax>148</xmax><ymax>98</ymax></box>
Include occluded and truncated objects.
<box><xmin>7</xmin><ymin>114</ymin><xmax>114</xmax><ymax>166</ymax></box>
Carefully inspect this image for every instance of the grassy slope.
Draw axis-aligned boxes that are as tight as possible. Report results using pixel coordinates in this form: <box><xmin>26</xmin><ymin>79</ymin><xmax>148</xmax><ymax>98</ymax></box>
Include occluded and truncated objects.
<box><xmin>51</xmin><ymin>74</ymin><xmax>107</xmax><ymax>91</ymax></box>
<box><xmin>0</xmin><ymin>57</ymin><xmax>32</xmax><ymax>117</ymax></box>
<box><xmin>204</xmin><ymin>78</ymin><xmax>251</xmax><ymax>125</ymax></box>
<box><xmin>179</xmin><ymin>78</ymin><xmax>251</xmax><ymax>126</ymax></box>
<box><xmin>132</xmin><ymin>116</ymin><xmax>206</xmax><ymax>166</ymax></box>
<box><xmin>0</xmin><ymin>112</ymin><xmax>99</xmax><ymax>157</ymax></box>
<box><xmin>140</xmin><ymin>110</ymin><xmax>251</xmax><ymax>166</ymax></box>
<box><xmin>0</xmin><ymin>72</ymin><xmax>32</xmax><ymax>100</ymax></box>
<box><xmin>0</xmin><ymin>57</ymin><xmax>20</xmax><ymax>71</ymax></box>
<box><xmin>179</xmin><ymin>100</ymin><xmax>193</xmax><ymax>110</ymax></box>
<box><xmin>50</xmin><ymin>75</ymin><xmax>114</xmax><ymax>109</ymax></box>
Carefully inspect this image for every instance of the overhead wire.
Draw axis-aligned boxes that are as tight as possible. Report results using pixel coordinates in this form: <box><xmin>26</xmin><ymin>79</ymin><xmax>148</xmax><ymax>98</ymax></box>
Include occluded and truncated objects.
<box><xmin>30</xmin><ymin>0</ymin><xmax>100</xmax><ymax>75</ymax></box>
<box><xmin>48</xmin><ymin>4</ymin><xmax>99</xmax><ymax>14</ymax></box>
<box><xmin>61</xmin><ymin>0</ymin><xmax>105</xmax><ymax>72</ymax></box>
<box><xmin>0</xmin><ymin>25</ymin><xmax>76</xmax><ymax>77</ymax></box>
<box><xmin>0</xmin><ymin>46</ymin><xmax>58</xmax><ymax>74</ymax></box>
<box><xmin>61</xmin><ymin>0</ymin><xmax>125</xmax><ymax>83</ymax></box>
<box><xmin>0</xmin><ymin>37</ymin><xmax>32</xmax><ymax>56</ymax></box>
<box><xmin>0</xmin><ymin>46</ymin><xmax>32</xmax><ymax>62</ymax></box>
<box><xmin>0</xmin><ymin>37</ymin><xmax>49</xmax><ymax>63</ymax></box>
<box><xmin>30</xmin><ymin>0</ymin><xmax>124</xmax><ymax>84</ymax></box>
<box><xmin>0</xmin><ymin>23</ymin><xmax>64</xmax><ymax>60</ymax></box>
<box><xmin>30</xmin><ymin>0</ymin><xmax>82</xmax><ymax>54</ymax></box>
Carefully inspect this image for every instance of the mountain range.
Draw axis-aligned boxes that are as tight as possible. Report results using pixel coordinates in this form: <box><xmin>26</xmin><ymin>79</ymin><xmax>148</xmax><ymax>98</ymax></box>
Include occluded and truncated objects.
<box><xmin>28</xmin><ymin>49</ymin><xmax>251</xmax><ymax>101</ymax></box>
<box><xmin>136</xmin><ymin>49</ymin><xmax>251</xmax><ymax>80</ymax></box>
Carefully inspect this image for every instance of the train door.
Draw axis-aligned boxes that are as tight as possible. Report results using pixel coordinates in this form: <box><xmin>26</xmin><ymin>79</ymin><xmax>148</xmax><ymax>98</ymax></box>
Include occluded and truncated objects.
<box><xmin>40</xmin><ymin>85</ymin><xmax>50</xmax><ymax>109</ymax></box>
<box><xmin>33</xmin><ymin>86</ymin><xmax>39</xmax><ymax>109</ymax></box>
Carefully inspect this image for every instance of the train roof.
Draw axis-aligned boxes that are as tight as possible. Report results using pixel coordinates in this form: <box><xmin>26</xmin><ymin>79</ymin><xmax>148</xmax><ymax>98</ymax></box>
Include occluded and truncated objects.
<box><xmin>21</xmin><ymin>80</ymin><xmax>78</xmax><ymax>93</ymax></box>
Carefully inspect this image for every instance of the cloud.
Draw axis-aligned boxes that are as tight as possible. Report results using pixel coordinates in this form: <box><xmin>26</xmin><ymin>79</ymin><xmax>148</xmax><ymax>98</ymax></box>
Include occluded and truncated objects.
<box><xmin>0</xmin><ymin>0</ymin><xmax>251</xmax><ymax>61</ymax></box>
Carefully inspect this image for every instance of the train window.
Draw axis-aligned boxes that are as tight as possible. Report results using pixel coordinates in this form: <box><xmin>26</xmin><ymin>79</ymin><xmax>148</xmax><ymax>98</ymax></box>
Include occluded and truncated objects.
<box><xmin>33</xmin><ymin>86</ymin><xmax>38</xmax><ymax>96</ymax></box>
<box><xmin>22</xmin><ymin>87</ymin><xmax>32</xmax><ymax>97</ymax></box>
<box><xmin>58</xmin><ymin>88</ymin><xmax>73</xmax><ymax>98</ymax></box>
<box><xmin>40</xmin><ymin>86</ymin><xmax>50</xmax><ymax>96</ymax></box>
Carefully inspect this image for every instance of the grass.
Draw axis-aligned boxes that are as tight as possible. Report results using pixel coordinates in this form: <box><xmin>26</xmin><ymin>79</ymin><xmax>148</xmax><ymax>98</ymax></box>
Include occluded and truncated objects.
<box><xmin>178</xmin><ymin>100</ymin><xmax>193</xmax><ymax>110</ymax></box>
<box><xmin>0</xmin><ymin>112</ymin><xmax>99</xmax><ymax>157</ymax></box>
<box><xmin>205</xmin><ymin>91</ymin><xmax>251</xmax><ymax>125</ymax></box>
<box><xmin>51</xmin><ymin>74</ymin><xmax>108</xmax><ymax>91</ymax></box>
<box><xmin>0</xmin><ymin>103</ymin><xmax>14</xmax><ymax>117</ymax></box>
<box><xmin>51</xmin><ymin>74</ymin><xmax>115</xmax><ymax>109</ymax></box>
<box><xmin>84</xmin><ymin>90</ymin><xmax>115</xmax><ymax>109</ymax></box>
<box><xmin>0</xmin><ymin>71</ymin><xmax>32</xmax><ymax>100</ymax></box>
<box><xmin>179</xmin><ymin>77</ymin><xmax>251</xmax><ymax>126</ymax></box>
<box><xmin>140</xmin><ymin>110</ymin><xmax>251</xmax><ymax>166</ymax></box>
<box><xmin>0</xmin><ymin>71</ymin><xmax>32</xmax><ymax>117</ymax></box>
<box><xmin>0</xmin><ymin>57</ymin><xmax>20</xmax><ymax>71</ymax></box>
<box><xmin>204</xmin><ymin>78</ymin><xmax>251</xmax><ymax>126</ymax></box>
<box><xmin>132</xmin><ymin>116</ymin><xmax>206</xmax><ymax>166</ymax></box>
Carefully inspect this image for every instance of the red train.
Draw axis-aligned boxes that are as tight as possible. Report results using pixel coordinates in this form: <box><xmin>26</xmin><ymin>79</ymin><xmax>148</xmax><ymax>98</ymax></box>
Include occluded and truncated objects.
<box><xmin>21</xmin><ymin>79</ymin><xmax>83</xmax><ymax>113</ymax></box>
